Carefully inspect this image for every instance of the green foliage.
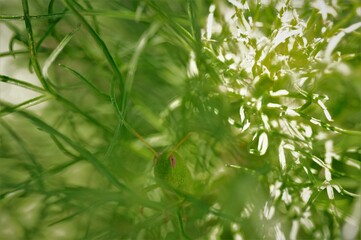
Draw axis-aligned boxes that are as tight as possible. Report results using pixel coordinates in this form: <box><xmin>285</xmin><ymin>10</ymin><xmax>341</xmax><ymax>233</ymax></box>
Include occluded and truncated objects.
<box><xmin>0</xmin><ymin>0</ymin><xmax>360</xmax><ymax>239</ymax></box>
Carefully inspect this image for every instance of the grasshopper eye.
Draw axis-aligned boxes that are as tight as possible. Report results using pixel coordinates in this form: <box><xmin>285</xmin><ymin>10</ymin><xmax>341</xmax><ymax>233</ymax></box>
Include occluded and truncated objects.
<box><xmin>168</xmin><ymin>154</ymin><xmax>177</xmax><ymax>168</ymax></box>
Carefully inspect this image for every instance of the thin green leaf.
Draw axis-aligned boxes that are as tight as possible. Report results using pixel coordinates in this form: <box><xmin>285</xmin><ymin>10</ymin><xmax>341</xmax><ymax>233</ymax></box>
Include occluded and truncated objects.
<box><xmin>64</xmin><ymin>0</ymin><xmax>126</xmax><ymax>115</ymax></box>
<box><xmin>0</xmin><ymin>49</ymin><xmax>29</xmax><ymax>57</ymax></box>
<box><xmin>59</xmin><ymin>64</ymin><xmax>109</xmax><ymax>98</ymax></box>
<box><xmin>52</xmin><ymin>93</ymin><xmax>113</xmax><ymax>134</ymax></box>
<box><xmin>0</xmin><ymin>95</ymin><xmax>49</xmax><ymax>117</ymax></box>
<box><xmin>21</xmin><ymin>0</ymin><xmax>51</xmax><ymax>91</ymax></box>
<box><xmin>0</xmin><ymin>119</ymin><xmax>44</xmax><ymax>189</ymax></box>
<box><xmin>146</xmin><ymin>0</ymin><xmax>193</xmax><ymax>49</ymax></box>
<box><xmin>35</xmin><ymin>14</ymin><xmax>64</xmax><ymax>51</ymax></box>
<box><xmin>1</xmin><ymin>101</ymin><xmax>126</xmax><ymax>191</ymax></box>
<box><xmin>122</xmin><ymin>23</ymin><xmax>160</xmax><ymax>114</ymax></box>
<box><xmin>0</xmin><ymin>75</ymin><xmax>45</xmax><ymax>93</ymax></box>
<box><xmin>42</xmin><ymin>26</ymin><xmax>79</xmax><ymax>80</ymax></box>
<box><xmin>1</xmin><ymin>102</ymin><xmax>162</xmax><ymax>210</ymax></box>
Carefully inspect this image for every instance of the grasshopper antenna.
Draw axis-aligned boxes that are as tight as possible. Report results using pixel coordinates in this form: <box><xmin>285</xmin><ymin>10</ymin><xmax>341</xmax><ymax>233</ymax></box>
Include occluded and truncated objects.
<box><xmin>170</xmin><ymin>132</ymin><xmax>193</xmax><ymax>153</ymax></box>
<box><xmin>122</xmin><ymin>121</ymin><xmax>158</xmax><ymax>156</ymax></box>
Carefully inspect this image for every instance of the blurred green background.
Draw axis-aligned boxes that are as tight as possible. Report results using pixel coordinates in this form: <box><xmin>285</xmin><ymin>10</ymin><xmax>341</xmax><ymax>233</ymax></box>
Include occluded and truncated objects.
<box><xmin>0</xmin><ymin>0</ymin><xmax>360</xmax><ymax>239</ymax></box>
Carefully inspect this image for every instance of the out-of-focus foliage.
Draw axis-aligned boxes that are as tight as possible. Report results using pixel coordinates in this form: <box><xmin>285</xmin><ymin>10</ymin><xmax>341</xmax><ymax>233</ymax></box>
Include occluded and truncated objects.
<box><xmin>0</xmin><ymin>0</ymin><xmax>360</xmax><ymax>239</ymax></box>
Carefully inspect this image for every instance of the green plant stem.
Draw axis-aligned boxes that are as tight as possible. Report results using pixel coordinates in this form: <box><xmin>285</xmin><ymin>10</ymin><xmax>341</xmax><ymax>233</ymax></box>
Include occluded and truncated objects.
<box><xmin>1</xmin><ymin>102</ymin><xmax>162</xmax><ymax>210</ymax></box>
<box><xmin>52</xmin><ymin>93</ymin><xmax>113</xmax><ymax>134</ymax></box>
<box><xmin>0</xmin><ymin>75</ymin><xmax>45</xmax><ymax>93</ymax></box>
<box><xmin>21</xmin><ymin>0</ymin><xmax>52</xmax><ymax>92</ymax></box>
<box><xmin>0</xmin><ymin>13</ymin><xmax>66</xmax><ymax>20</ymax></box>
<box><xmin>64</xmin><ymin>0</ymin><xmax>126</xmax><ymax>115</ymax></box>
<box><xmin>0</xmin><ymin>95</ymin><xmax>49</xmax><ymax>117</ymax></box>
<box><xmin>0</xmin><ymin>49</ymin><xmax>30</xmax><ymax>57</ymax></box>
<box><xmin>0</xmin><ymin>119</ymin><xmax>45</xmax><ymax>190</ymax></box>
<box><xmin>1</xmin><ymin>102</ymin><xmax>126</xmax><ymax>190</ymax></box>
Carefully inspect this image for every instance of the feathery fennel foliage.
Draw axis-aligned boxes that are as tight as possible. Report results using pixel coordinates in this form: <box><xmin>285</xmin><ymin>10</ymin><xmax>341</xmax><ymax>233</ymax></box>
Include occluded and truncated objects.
<box><xmin>0</xmin><ymin>0</ymin><xmax>360</xmax><ymax>239</ymax></box>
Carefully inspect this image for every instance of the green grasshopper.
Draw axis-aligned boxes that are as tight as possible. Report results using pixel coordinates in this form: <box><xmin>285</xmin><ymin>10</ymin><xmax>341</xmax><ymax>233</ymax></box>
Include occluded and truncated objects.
<box><xmin>125</xmin><ymin>124</ymin><xmax>194</xmax><ymax>238</ymax></box>
<box><xmin>153</xmin><ymin>134</ymin><xmax>193</xmax><ymax>194</ymax></box>
<box><xmin>127</xmin><ymin>124</ymin><xmax>193</xmax><ymax>194</ymax></box>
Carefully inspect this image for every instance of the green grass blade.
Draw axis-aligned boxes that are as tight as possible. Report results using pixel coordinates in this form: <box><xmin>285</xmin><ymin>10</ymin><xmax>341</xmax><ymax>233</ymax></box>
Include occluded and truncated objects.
<box><xmin>0</xmin><ymin>95</ymin><xmax>49</xmax><ymax>117</ymax></box>
<box><xmin>52</xmin><ymin>93</ymin><xmax>113</xmax><ymax>134</ymax></box>
<box><xmin>42</xmin><ymin>25</ymin><xmax>79</xmax><ymax>80</ymax></box>
<box><xmin>0</xmin><ymin>75</ymin><xmax>45</xmax><ymax>93</ymax></box>
<box><xmin>1</xmin><ymin>102</ymin><xmax>164</xmax><ymax>210</ymax></box>
<box><xmin>21</xmin><ymin>0</ymin><xmax>51</xmax><ymax>92</ymax></box>
<box><xmin>1</xmin><ymin>101</ymin><xmax>126</xmax><ymax>191</ymax></box>
<box><xmin>59</xmin><ymin>64</ymin><xmax>109</xmax><ymax>98</ymax></box>
<box><xmin>122</xmin><ymin>22</ymin><xmax>160</xmax><ymax>115</ymax></box>
<box><xmin>0</xmin><ymin>119</ymin><xmax>45</xmax><ymax>189</ymax></box>
<box><xmin>64</xmin><ymin>0</ymin><xmax>126</xmax><ymax>114</ymax></box>
<box><xmin>35</xmin><ymin>14</ymin><xmax>64</xmax><ymax>51</ymax></box>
